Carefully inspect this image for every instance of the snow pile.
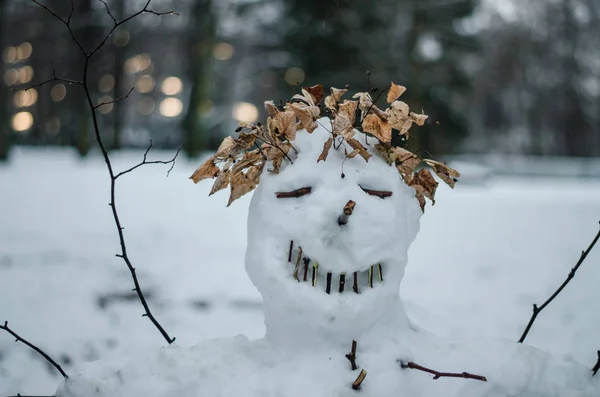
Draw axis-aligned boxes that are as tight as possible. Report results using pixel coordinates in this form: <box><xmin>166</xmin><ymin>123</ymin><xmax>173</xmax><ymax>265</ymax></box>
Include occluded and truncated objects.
<box><xmin>52</xmin><ymin>120</ymin><xmax>600</xmax><ymax>396</ymax></box>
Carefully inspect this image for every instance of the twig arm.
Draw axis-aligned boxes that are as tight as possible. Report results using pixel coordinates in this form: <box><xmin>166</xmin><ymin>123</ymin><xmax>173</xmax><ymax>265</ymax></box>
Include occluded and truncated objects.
<box><xmin>398</xmin><ymin>360</ymin><xmax>487</xmax><ymax>382</ymax></box>
<box><xmin>518</xmin><ymin>222</ymin><xmax>600</xmax><ymax>343</ymax></box>
<box><xmin>0</xmin><ymin>321</ymin><xmax>69</xmax><ymax>379</ymax></box>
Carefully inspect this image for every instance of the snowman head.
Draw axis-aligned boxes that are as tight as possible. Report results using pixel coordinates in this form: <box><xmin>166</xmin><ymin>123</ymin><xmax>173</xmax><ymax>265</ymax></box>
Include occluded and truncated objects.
<box><xmin>245</xmin><ymin>120</ymin><xmax>423</xmax><ymax>344</ymax></box>
<box><xmin>190</xmin><ymin>84</ymin><xmax>459</xmax><ymax>345</ymax></box>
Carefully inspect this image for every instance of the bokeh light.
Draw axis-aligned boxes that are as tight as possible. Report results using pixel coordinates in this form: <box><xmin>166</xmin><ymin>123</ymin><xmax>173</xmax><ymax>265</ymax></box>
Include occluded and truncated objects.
<box><xmin>160</xmin><ymin>76</ymin><xmax>183</xmax><ymax>95</ymax></box>
<box><xmin>2</xmin><ymin>47</ymin><xmax>17</xmax><ymax>63</ymax></box>
<box><xmin>11</xmin><ymin>112</ymin><xmax>34</xmax><ymax>132</ymax></box>
<box><xmin>284</xmin><ymin>67</ymin><xmax>305</xmax><ymax>85</ymax></box>
<box><xmin>99</xmin><ymin>74</ymin><xmax>115</xmax><ymax>92</ymax></box>
<box><xmin>51</xmin><ymin>84</ymin><xmax>66</xmax><ymax>102</ymax></box>
<box><xmin>213</xmin><ymin>42</ymin><xmax>234</xmax><ymax>61</ymax></box>
<box><xmin>13</xmin><ymin>89</ymin><xmax>38</xmax><ymax>108</ymax></box>
<box><xmin>136</xmin><ymin>74</ymin><xmax>155</xmax><ymax>93</ymax></box>
<box><xmin>97</xmin><ymin>96</ymin><xmax>114</xmax><ymax>114</ymax></box>
<box><xmin>137</xmin><ymin>97</ymin><xmax>155</xmax><ymax>115</ymax></box>
<box><xmin>17</xmin><ymin>42</ymin><xmax>32</xmax><ymax>61</ymax></box>
<box><xmin>159</xmin><ymin>98</ymin><xmax>183</xmax><ymax>117</ymax></box>
<box><xmin>232</xmin><ymin>102</ymin><xmax>258</xmax><ymax>123</ymax></box>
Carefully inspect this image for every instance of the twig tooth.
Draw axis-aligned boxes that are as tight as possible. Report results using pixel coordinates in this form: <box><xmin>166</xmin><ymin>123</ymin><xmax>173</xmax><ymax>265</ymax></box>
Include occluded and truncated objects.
<box><xmin>312</xmin><ymin>262</ymin><xmax>319</xmax><ymax>287</ymax></box>
<box><xmin>352</xmin><ymin>369</ymin><xmax>367</xmax><ymax>390</ymax></box>
<box><xmin>303</xmin><ymin>258</ymin><xmax>309</xmax><ymax>282</ymax></box>
<box><xmin>377</xmin><ymin>263</ymin><xmax>383</xmax><ymax>283</ymax></box>
<box><xmin>293</xmin><ymin>248</ymin><xmax>303</xmax><ymax>281</ymax></box>
<box><xmin>339</xmin><ymin>273</ymin><xmax>346</xmax><ymax>293</ymax></box>
<box><xmin>326</xmin><ymin>272</ymin><xmax>332</xmax><ymax>294</ymax></box>
<box><xmin>288</xmin><ymin>240</ymin><xmax>294</xmax><ymax>262</ymax></box>
<box><xmin>353</xmin><ymin>272</ymin><xmax>359</xmax><ymax>294</ymax></box>
<box><xmin>368</xmin><ymin>266</ymin><xmax>373</xmax><ymax>288</ymax></box>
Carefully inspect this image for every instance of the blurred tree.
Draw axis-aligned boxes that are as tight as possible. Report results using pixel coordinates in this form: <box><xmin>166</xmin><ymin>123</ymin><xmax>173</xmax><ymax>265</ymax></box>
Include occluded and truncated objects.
<box><xmin>255</xmin><ymin>0</ymin><xmax>480</xmax><ymax>155</ymax></box>
<box><xmin>111</xmin><ymin>0</ymin><xmax>126</xmax><ymax>150</ymax></box>
<box><xmin>182</xmin><ymin>0</ymin><xmax>215</xmax><ymax>158</ymax></box>
<box><xmin>0</xmin><ymin>0</ymin><xmax>9</xmax><ymax>161</ymax></box>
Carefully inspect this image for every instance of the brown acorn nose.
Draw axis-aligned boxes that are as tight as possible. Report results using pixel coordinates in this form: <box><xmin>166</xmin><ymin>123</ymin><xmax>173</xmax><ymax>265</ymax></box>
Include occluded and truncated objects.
<box><xmin>338</xmin><ymin>200</ymin><xmax>356</xmax><ymax>226</ymax></box>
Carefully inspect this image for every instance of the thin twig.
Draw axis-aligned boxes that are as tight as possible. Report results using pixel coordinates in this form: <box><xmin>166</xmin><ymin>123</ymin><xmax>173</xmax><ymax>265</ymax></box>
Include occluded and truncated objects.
<box><xmin>12</xmin><ymin>69</ymin><xmax>82</xmax><ymax>92</ymax></box>
<box><xmin>345</xmin><ymin>340</ymin><xmax>358</xmax><ymax>370</ymax></box>
<box><xmin>93</xmin><ymin>87</ymin><xmax>135</xmax><ymax>109</ymax></box>
<box><xmin>398</xmin><ymin>360</ymin><xmax>487</xmax><ymax>382</ymax></box>
<box><xmin>28</xmin><ymin>0</ymin><xmax>178</xmax><ymax>344</ymax></box>
<box><xmin>114</xmin><ymin>140</ymin><xmax>182</xmax><ymax>179</ymax></box>
<box><xmin>592</xmin><ymin>350</ymin><xmax>600</xmax><ymax>376</ymax></box>
<box><xmin>351</xmin><ymin>369</ymin><xmax>367</xmax><ymax>390</ymax></box>
<box><xmin>275</xmin><ymin>187</ymin><xmax>312</xmax><ymax>198</ymax></box>
<box><xmin>88</xmin><ymin>0</ymin><xmax>178</xmax><ymax>58</ymax></box>
<box><xmin>518</xmin><ymin>222</ymin><xmax>600</xmax><ymax>343</ymax></box>
<box><xmin>0</xmin><ymin>321</ymin><xmax>68</xmax><ymax>379</ymax></box>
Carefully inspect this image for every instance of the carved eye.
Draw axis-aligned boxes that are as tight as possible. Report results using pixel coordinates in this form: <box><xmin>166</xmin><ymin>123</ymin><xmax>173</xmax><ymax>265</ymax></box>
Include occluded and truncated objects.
<box><xmin>359</xmin><ymin>185</ymin><xmax>392</xmax><ymax>199</ymax></box>
<box><xmin>275</xmin><ymin>187</ymin><xmax>312</xmax><ymax>198</ymax></box>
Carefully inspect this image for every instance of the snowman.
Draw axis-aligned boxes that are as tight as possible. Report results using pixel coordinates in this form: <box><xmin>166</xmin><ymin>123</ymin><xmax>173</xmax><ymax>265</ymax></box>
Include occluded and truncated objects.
<box><xmin>57</xmin><ymin>84</ymin><xmax>600</xmax><ymax>397</ymax></box>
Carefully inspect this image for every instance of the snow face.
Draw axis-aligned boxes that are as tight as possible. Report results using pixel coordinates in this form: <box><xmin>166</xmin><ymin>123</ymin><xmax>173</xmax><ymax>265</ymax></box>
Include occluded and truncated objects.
<box><xmin>245</xmin><ymin>118</ymin><xmax>422</xmax><ymax>347</ymax></box>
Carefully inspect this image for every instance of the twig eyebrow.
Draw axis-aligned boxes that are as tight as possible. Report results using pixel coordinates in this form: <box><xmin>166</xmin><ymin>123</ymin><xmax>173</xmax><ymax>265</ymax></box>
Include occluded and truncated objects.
<box><xmin>275</xmin><ymin>187</ymin><xmax>312</xmax><ymax>198</ymax></box>
<box><xmin>359</xmin><ymin>185</ymin><xmax>392</xmax><ymax>198</ymax></box>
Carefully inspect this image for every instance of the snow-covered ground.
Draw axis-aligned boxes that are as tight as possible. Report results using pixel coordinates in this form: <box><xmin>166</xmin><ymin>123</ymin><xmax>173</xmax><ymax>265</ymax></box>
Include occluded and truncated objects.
<box><xmin>1</xmin><ymin>148</ymin><xmax>599</xmax><ymax>395</ymax></box>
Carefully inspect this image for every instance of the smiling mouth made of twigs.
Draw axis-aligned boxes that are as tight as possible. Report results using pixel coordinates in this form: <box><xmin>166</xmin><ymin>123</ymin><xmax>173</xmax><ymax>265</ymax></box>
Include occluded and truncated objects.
<box><xmin>287</xmin><ymin>241</ymin><xmax>384</xmax><ymax>294</ymax></box>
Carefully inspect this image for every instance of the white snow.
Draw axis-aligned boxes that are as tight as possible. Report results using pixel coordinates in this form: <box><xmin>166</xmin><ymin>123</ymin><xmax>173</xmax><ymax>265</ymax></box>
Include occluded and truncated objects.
<box><xmin>1</xmin><ymin>121</ymin><xmax>600</xmax><ymax>396</ymax></box>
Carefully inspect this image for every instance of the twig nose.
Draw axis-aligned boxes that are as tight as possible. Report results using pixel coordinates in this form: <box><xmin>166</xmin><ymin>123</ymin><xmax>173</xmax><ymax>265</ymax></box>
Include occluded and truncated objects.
<box><xmin>338</xmin><ymin>200</ymin><xmax>356</xmax><ymax>226</ymax></box>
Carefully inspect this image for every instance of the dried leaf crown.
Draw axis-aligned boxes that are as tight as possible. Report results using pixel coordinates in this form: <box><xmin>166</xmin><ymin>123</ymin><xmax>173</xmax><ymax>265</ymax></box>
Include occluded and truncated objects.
<box><xmin>190</xmin><ymin>82</ymin><xmax>460</xmax><ymax>211</ymax></box>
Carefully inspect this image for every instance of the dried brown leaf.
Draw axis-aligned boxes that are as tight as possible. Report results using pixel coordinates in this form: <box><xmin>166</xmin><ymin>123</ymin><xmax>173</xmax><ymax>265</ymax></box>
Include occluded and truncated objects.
<box><xmin>408</xmin><ymin>169</ymin><xmax>438</xmax><ymax>204</ymax></box>
<box><xmin>410</xmin><ymin>112</ymin><xmax>428</xmax><ymax>126</ymax></box>
<box><xmin>303</xmin><ymin>84</ymin><xmax>324</xmax><ymax>105</ymax></box>
<box><xmin>424</xmin><ymin>159</ymin><xmax>460</xmax><ymax>188</ymax></box>
<box><xmin>387</xmin><ymin>81</ymin><xmax>406</xmax><ymax>103</ymax></box>
<box><xmin>318</xmin><ymin>137</ymin><xmax>334</xmax><ymax>162</ymax></box>
<box><xmin>347</xmin><ymin>138</ymin><xmax>372</xmax><ymax>162</ymax></box>
<box><xmin>395</xmin><ymin>147</ymin><xmax>420</xmax><ymax>174</ymax></box>
<box><xmin>264</xmin><ymin>100</ymin><xmax>279</xmax><ymax>117</ymax></box>
<box><xmin>324</xmin><ymin>87</ymin><xmax>348</xmax><ymax>110</ymax></box>
<box><xmin>231</xmin><ymin>149</ymin><xmax>263</xmax><ymax>174</ymax></box>
<box><xmin>246</xmin><ymin>162</ymin><xmax>264</xmax><ymax>183</ymax></box>
<box><xmin>190</xmin><ymin>156</ymin><xmax>219</xmax><ymax>183</ymax></box>
<box><xmin>215</xmin><ymin>135</ymin><xmax>254</xmax><ymax>159</ymax></box>
<box><xmin>386</xmin><ymin>101</ymin><xmax>411</xmax><ymax>134</ymax></box>
<box><xmin>227</xmin><ymin>171</ymin><xmax>256</xmax><ymax>207</ymax></box>
<box><xmin>209</xmin><ymin>169</ymin><xmax>231</xmax><ymax>196</ymax></box>
<box><xmin>374</xmin><ymin>143</ymin><xmax>396</xmax><ymax>165</ymax></box>
<box><xmin>288</xmin><ymin>102</ymin><xmax>319</xmax><ymax>133</ymax></box>
<box><xmin>270</xmin><ymin>156</ymin><xmax>283</xmax><ymax>174</ymax></box>
<box><xmin>415</xmin><ymin>191</ymin><xmax>426</xmax><ymax>212</ymax></box>
<box><xmin>362</xmin><ymin>113</ymin><xmax>392</xmax><ymax>143</ymax></box>
<box><xmin>332</xmin><ymin>100</ymin><xmax>358</xmax><ymax>138</ymax></box>
<box><xmin>274</xmin><ymin>110</ymin><xmax>297</xmax><ymax>141</ymax></box>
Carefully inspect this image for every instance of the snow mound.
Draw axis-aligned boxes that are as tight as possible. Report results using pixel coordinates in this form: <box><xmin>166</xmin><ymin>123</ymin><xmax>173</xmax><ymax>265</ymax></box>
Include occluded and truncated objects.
<box><xmin>56</xmin><ymin>119</ymin><xmax>600</xmax><ymax>396</ymax></box>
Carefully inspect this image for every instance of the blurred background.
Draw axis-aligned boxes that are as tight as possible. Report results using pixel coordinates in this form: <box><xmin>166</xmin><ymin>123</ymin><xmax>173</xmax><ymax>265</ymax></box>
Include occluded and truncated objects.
<box><xmin>2</xmin><ymin>0</ymin><xmax>600</xmax><ymax>395</ymax></box>
<box><xmin>1</xmin><ymin>0</ymin><xmax>599</xmax><ymax>162</ymax></box>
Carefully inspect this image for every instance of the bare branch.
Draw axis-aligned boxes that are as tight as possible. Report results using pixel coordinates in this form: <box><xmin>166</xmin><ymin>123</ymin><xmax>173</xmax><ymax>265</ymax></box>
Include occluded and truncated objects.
<box><xmin>93</xmin><ymin>87</ymin><xmax>135</xmax><ymax>110</ymax></box>
<box><xmin>30</xmin><ymin>0</ymin><xmax>86</xmax><ymax>55</ymax></box>
<box><xmin>398</xmin><ymin>360</ymin><xmax>487</xmax><ymax>382</ymax></box>
<box><xmin>592</xmin><ymin>350</ymin><xmax>600</xmax><ymax>376</ymax></box>
<box><xmin>88</xmin><ymin>0</ymin><xmax>178</xmax><ymax>58</ymax></box>
<box><xmin>0</xmin><ymin>321</ymin><xmax>69</xmax><ymax>379</ymax></box>
<box><xmin>518</xmin><ymin>222</ymin><xmax>600</xmax><ymax>343</ymax></box>
<box><xmin>115</xmin><ymin>140</ymin><xmax>182</xmax><ymax>179</ymax></box>
<box><xmin>31</xmin><ymin>0</ymin><xmax>178</xmax><ymax>345</ymax></box>
<box><xmin>98</xmin><ymin>0</ymin><xmax>117</xmax><ymax>24</ymax></box>
<box><xmin>13</xmin><ymin>69</ymin><xmax>82</xmax><ymax>92</ymax></box>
